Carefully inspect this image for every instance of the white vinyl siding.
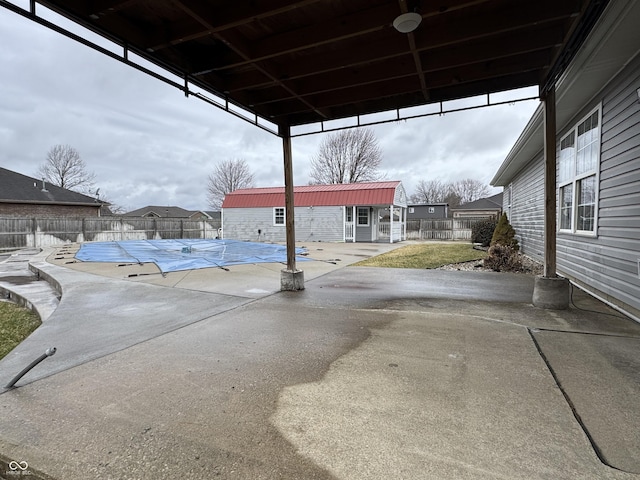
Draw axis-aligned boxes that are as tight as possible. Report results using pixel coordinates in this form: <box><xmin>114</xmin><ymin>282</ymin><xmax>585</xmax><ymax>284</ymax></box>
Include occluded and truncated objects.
<box><xmin>553</xmin><ymin>57</ymin><xmax>639</xmax><ymax>315</ymax></box>
<box><xmin>223</xmin><ymin>206</ymin><xmax>344</xmax><ymax>243</ymax></box>
<box><xmin>505</xmin><ymin>157</ymin><xmax>545</xmax><ymax>263</ymax></box>
<box><xmin>499</xmin><ymin>16</ymin><xmax>640</xmax><ymax>318</ymax></box>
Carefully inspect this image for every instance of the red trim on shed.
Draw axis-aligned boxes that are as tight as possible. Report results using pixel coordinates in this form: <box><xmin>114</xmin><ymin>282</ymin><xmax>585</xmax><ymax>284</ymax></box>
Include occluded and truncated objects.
<box><xmin>222</xmin><ymin>181</ymin><xmax>402</xmax><ymax>208</ymax></box>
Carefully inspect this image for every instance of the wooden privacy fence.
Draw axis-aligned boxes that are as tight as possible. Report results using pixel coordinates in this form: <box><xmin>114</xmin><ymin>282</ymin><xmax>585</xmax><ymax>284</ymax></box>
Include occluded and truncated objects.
<box><xmin>405</xmin><ymin>218</ymin><xmax>485</xmax><ymax>241</ymax></box>
<box><xmin>0</xmin><ymin>217</ymin><xmax>222</xmax><ymax>249</ymax></box>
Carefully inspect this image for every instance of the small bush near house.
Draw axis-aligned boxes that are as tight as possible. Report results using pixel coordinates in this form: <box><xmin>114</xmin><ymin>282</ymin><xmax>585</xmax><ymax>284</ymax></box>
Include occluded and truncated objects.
<box><xmin>471</xmin><ymin>219</ymin><xmax>497</xmax><ymax>247</ymax></box>
<box><xmin>490</xmin><ymin>213</ymin><xmax>519</xmax><ymax>251</ymax></box>
<box><xmin>484</xmin><ymin>244</ymin><xmax>523</xmax><ymax>272</ymax></box>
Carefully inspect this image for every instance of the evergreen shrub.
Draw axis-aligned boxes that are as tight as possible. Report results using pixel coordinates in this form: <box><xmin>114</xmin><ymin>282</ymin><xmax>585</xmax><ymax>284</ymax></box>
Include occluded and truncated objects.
<box><xmin>490</xmin><ymin>213</ymin><xmax>519</xmax><ymax>251</ymax></box>
<box><xmin>471</xmin><ymin>219</ymin><xmax>497</xmax><ymax>247</ymax></box>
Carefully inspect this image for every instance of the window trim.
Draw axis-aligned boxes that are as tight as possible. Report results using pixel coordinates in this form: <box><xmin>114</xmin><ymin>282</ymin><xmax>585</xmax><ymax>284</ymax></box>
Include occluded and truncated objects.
<box><xmin>357</xmin><ymin>207</ymin><xmax>370</xmax><ymax>226</ymax></box>
<box><xmin>557</xmin><ymin>105</ymin><xmax>601</xmax><ymax>237</ymax></box>
<box><xmin>273</xmin><ymin>207</ymin><xmax>285</xmax><ymax>226</ymax></box>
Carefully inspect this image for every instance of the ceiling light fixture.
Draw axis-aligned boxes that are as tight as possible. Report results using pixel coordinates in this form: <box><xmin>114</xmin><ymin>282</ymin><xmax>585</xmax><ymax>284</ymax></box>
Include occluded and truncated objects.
<box><xmin>393</xmin><ymin>12</ymin><xmax>422</xmax><ymax>33</ymax></box>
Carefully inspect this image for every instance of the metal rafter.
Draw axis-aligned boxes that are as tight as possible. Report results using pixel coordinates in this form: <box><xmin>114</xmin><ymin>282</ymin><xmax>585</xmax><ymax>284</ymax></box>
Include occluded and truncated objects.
<box><xmin>172</xmin><ymin>0</ymin><xmax>330</xmax><ymax>120</ymax></box>
<box><xmin>9</xmin><ymin>0</ymin><xmax>607</xmax><ymax>129</ymax></box>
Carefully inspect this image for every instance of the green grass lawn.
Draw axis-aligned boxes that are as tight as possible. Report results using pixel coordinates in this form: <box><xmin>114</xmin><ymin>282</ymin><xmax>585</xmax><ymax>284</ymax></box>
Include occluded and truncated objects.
<box><xmin>0</xmin><ymin>301</ymin><xmax>41</xmax><ymax>361</ymax></box>
<box><xmin>352</xmin><ymin>242</ymin><xmax>486</xmax><ymax>269</ymax></box>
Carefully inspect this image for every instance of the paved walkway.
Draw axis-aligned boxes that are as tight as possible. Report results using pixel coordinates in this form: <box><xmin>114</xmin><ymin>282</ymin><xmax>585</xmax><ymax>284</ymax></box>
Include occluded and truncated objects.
<box><xmin>0</xmin><ymin>244</ymin><xmax>639</xmax><ymax>480</ymax></box>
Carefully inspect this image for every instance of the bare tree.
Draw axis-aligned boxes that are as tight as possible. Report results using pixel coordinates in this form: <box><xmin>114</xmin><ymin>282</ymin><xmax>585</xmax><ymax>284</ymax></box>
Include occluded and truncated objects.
<box><xmin>449</xmin><ymin>178</ymin><xmax>490</xmax><ymax>205</ymax></box>
<box><xmin>37</xmin><ymin>144</ymin><xmax>96</xmax><ymax>193</ymax></box>
<box><xmin>443</xmin><ymin>191</ymin><xmax>463</xmax><ymax>210</ymax></box>
<box><xmin>410</xmin><ymin>178</ymin><xmax>490</xmax><ymax>212</ymax></box>
<box><xmin>94</xmin><ymin>189</ymin><xmax>126</xmax><ymax>215</ymax></box>
<box><xmin>309</xmin><ymin>128</ymin><xmax>384</xmax><ymax>184</ymax></box>
<box><xmin>207</xmin><ymin>159</ymin><xmax>255</xmax><ymax>209</ymax></box>
<box><xmin>410</xmin><ymin>179</ymin><xmax>449</xmax><ymax>204</ymax></box>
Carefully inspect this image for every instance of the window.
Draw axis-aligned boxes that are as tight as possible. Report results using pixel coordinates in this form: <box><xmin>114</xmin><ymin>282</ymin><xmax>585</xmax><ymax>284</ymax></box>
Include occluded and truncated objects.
<box><xmin>558</xmin><ymin>108</ymin><xmax>600</xmax><ymax>235</ymax></box>
<box><xmin>409</xmin><ymin>207</ymin><xmax>415</xmax><ymax>214</ymax></box>
<box><xmin>357</xmin><ymin>207</ymin><xmax>369</xmax><ymax>226</ymax></box>
<box><xmin>428</xmin><ymin>207</ymin><xmax>435</xmax><ymax>214</ymax></box>
<box><xmin>274</xmin><ymin>207</ymin><xmax>285</xmax><ymax>225</ymax></box>
<box><xmin>346</xmin><ymin>208</ymin><xmax>353</xmax><ymax>222</ymax></box>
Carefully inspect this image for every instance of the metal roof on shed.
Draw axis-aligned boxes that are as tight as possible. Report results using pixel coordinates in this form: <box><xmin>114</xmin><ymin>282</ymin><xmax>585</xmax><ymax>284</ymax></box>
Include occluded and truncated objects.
<box><xmin>222</xmin><ymin>181</ymin><xmax>402</xmax><ymax>208</ymax></box>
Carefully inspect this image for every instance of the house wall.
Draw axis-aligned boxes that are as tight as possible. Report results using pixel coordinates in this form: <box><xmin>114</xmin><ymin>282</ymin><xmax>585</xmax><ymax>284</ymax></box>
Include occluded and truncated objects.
<box><xmin>407</xmin><ymin>205</ymin><xmax>447</xmax><ymax>219</ymax></box>
<box><xmin>507</xmin><ymin>158</ymin><xmax>545</xmax><ymax>262</ymax></box>
<box><xmin>222</xmin><ymin>206</ymin><xmax>344</xmax><ymax>243</ymax></box>
<box><xmin>452</xmin><ymin>209</ymin><xmax>501</xmax><ymax>219</ymax></box>
<box><xmin>0</xmin><ymin>203</ymin><xmax>101</xmax><ymax>217</ymax></box>
<box><xmin>393</xmin><ymin>184</ymin><xmax>408</xmax><ymax>207</ymax></box>
<box><xmin>507</xmin><ymin>54</ymin><xmax>640</xmax><ymax>318</ymax></box>
<box><xmin>355</xmin><ymin>207</ymin><xmax>373</xmax><ymax>242</ymax></box>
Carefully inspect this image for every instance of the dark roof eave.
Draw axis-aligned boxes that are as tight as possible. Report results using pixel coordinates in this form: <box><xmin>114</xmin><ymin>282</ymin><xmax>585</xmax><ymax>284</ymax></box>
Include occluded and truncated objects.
<box><xmin>0</xmin><ymin>199</ymin><xmax>101</xmax><ymax>207</ymax></box>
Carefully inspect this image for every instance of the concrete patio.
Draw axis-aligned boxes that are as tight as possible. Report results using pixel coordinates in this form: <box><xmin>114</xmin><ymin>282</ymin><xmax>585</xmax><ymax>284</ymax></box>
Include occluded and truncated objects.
<box><xmin>0</xmin><ymin>243</ymin><xmax>638</xmax><ymax>480</ymax></box>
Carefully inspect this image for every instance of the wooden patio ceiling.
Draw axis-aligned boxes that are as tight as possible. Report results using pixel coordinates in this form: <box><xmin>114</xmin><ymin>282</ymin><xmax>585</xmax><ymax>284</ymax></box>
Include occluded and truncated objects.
<box><xmin>16</xmin><ymin>0</ymin><xmax>608</xmax><ymax>131</ymax></box>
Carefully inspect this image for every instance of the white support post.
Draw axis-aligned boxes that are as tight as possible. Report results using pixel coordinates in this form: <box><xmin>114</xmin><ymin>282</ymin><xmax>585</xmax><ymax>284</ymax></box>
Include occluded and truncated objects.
<box><xmin>352</xmin><ymin>206</ymin><xmax>356</xmax><ymax>242</ymax></box>
<box><xmin>389</xmin><ymin>204</ymin><xmax>394</xmax><ymax>243</ymax></box>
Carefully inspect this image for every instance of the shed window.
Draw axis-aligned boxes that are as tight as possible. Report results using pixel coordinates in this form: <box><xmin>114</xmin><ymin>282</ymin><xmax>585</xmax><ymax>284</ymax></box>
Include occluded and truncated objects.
<box><xmin>274</xmin><ymin>207</ymin><xmax>285</xmax><ymax>226</ymax></box>
<box><xmin>428</xmin><ymin>207</ymin><xmax>435</xmax><ymax>214</ymax></box>
<box><xmin>558</xmin><ymin>107</ymin><xmax>600</xmax><ymax>235</ymax></box>
<box><xmin>357</xmin><ymin>207</ymin><xmax>369</xmax><ymax>226</ymax></box>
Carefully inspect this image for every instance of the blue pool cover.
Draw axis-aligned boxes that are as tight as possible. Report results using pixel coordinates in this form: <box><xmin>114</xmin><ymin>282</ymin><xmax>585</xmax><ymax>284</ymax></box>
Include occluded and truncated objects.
<box><xmin>76</xmin><ymin>239</ymin><xmax>309</xmax><ymax>273</ymax></box>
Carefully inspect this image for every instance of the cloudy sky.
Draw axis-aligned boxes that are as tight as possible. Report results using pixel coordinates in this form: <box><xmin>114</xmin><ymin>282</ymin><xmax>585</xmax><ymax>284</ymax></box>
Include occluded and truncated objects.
<box><xmin>0</xmin><ymin>3</ymin><xmax>540</xmax><ymax>212</ymax></box>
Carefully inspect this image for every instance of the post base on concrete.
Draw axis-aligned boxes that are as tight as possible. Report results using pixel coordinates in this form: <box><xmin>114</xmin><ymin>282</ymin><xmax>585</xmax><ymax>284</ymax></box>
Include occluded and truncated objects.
<box><xmin>281</xmin><ymin>269</ymin><xmax>305</xmax><ymax>291</ymax></box>
<box><xmin>532</xmin><ymin>275</ymin><xmax>570</xmax><ymax>309</ymax></box>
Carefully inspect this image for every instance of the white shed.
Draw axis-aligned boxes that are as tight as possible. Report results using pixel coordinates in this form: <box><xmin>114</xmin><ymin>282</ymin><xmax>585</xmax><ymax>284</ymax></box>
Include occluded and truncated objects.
<box><xmin>222</xmin><ymin>181</ymin><xmax>408</xmax><ymax>243</ymax></box>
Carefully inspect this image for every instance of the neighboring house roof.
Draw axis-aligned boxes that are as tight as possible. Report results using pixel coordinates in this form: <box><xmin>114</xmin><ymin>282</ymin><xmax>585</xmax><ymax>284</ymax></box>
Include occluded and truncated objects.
<box><xmin>408</xmin><ymin>203</ymin><xmax>449</xmax><ymax>207</ymax></box>
<box><xmin>124</xmin><ymin>206</ymin><xmax>211</xmax><ymax>218</ymax></box>
<box><xmin>492</xmin><ymin>1</ymin><xmax>640</xmax><ymax>186</ymax></box>
<box><xmin>222</xmin><ymin>181</ymin><xmax>405</xmax><ymax>208</ymax></box>
<box><xmin>451</xmin><ymin>193</ymin><xmax>503</xmax><ymax>211</ymax></box>
<box><xmin>0</xmin><ymin>166</ymin><xmax>100</xmax><ymax>206</ymax></box>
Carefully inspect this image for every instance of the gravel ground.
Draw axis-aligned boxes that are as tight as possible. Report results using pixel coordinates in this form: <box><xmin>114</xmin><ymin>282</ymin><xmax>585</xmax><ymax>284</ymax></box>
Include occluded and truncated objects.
<box><xmin>437</xmin><ymin>253</ymin><xmax>543</xmax><ymax>275</ymax></box>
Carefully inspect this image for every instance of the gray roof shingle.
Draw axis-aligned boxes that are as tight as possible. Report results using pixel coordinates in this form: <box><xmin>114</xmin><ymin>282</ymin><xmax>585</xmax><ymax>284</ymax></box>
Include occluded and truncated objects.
<box><xmin>0</xmin><ymin>167</ymin><xmax>100</xmax><ymax>205</ymax></box>
<box><xmin>453</xmin><ymin>192</ymin><xmax>503</xmax><ymax>211</ymax></box>
<box><xmin>124</xmin><ymin>206</ymin><xmax>210</xmax><ymax>218</ymax></box>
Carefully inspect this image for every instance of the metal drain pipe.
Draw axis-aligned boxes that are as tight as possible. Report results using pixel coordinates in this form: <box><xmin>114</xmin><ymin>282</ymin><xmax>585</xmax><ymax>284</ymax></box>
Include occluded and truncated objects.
<box><xmin>5</xmin><ymin>347</ymin><xmax>56</xmax><ymax>389</ymax></box>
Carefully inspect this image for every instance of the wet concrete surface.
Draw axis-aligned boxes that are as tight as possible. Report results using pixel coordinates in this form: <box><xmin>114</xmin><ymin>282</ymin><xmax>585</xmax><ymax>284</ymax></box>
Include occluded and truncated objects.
<box><xmin>0</xmin><ymin>244</ymin><xmax>639</xmax><ymax>479</ymax></box>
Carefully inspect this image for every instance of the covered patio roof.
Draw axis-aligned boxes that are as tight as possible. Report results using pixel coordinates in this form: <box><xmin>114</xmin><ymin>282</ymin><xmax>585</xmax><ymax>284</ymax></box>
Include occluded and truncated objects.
<box><xmin>4</xmin><ymin>0</ymin><xmax>608</xmax><ymax>134</ymax></box>
<box><xmin>2</xmin><ymin>0</ymin><xmax>610</xmax><ymax>292</ymax></box>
